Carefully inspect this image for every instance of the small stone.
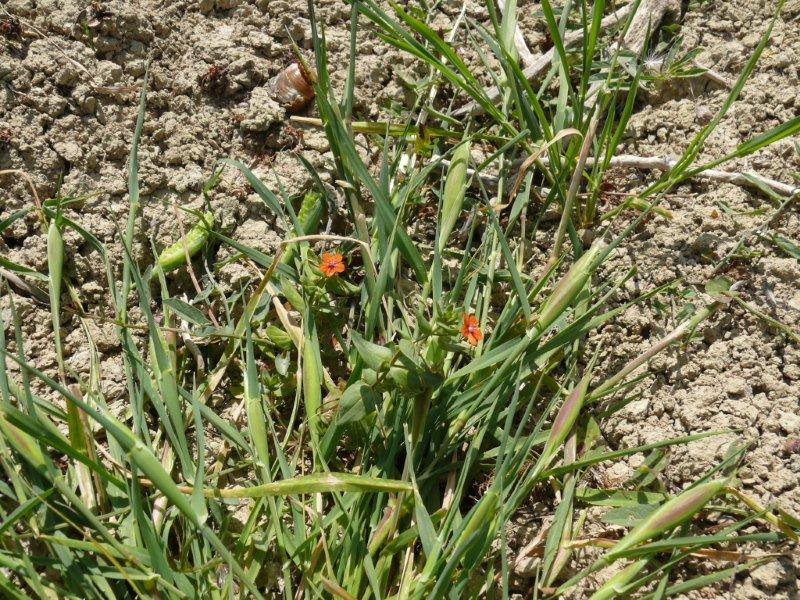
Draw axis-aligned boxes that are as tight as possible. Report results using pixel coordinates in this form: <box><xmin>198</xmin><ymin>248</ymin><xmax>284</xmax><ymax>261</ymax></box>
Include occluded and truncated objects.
<box><xmin>54</xmin><ymin>66</ymin><xmax>80</xmax><ymax>87</ymax></box>
<box><xmin>691</xmin><ymin>232</ymin><xmax>721</xmax><ymax>255</ymax></box>
<box><xmin>95</xmin><ymin>60</ymin><xmax>123</xmax><ymax>85</ymax></box>
<box><xmin>79</xmin><ymin>94</ymin><xmax>97</xmax><ymax>114</ymax></box>
<box><xmin>626</xmin><ymin>399</ymin><xmax>650</xmax><ymax>416</ymax></box>
<box><xmin>779</xmin><ymin>411</ymin><xmax>800</xmax><ymax>435</ymax></box>
<box><xmin>749</xmin><ymin>560</ymin><xmax>790</xmax><ymax>592</ymax></box>
<box><xmin>724</xmin><ymin>377</ymin><xmax>747</xmax><ymax>396</ymax></box>
<box><xmin>53</xmin><ymin>140</ymin><xmax>83</xmax><ymax>164</ymax></box>
<box><xmin>789</xmin><ymin>291</ymin><xmax>800</xmax><ymax>311</ymax></box>
<box><xmin>240</xmin><ymin>87</ymin><xmax>285</xmax><ymax>132</ymax></box>
<box><xmin>695</xmin><ymin>105</ymin><xmax>713</xmax><ymax>125</ymax></box>
<box><xmin>601</xmin><ymin>462</ymin><xmax>631</xmax><ymax>487</ymax></box>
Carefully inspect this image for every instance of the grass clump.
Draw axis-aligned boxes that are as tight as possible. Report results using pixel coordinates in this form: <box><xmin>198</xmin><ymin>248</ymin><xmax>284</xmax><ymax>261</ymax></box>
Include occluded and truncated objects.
<box><xmin>0</xmin><ymin>1</ymin><xmax>798</xmax><ymax>598</ymax></box>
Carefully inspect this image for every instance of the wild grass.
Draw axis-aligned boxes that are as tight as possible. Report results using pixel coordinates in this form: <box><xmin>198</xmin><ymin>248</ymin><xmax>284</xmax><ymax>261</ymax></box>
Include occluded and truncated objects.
<box><xmin>0</xmin><ymin>0</ymin><xmax>798</xmax><ymax>598</ymax></box>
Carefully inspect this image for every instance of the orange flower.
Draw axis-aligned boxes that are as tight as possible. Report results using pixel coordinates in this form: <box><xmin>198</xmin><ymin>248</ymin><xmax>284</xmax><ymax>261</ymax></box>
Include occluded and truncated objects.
<box><xmin>461</xmin><ymin>313</ymin><xmax>483</xmax><ymax>347</ymax></box>
<box><xmin>320</xmin><ymin>252</ymin><xmax>345</xmax><ymax>277</ymax></box>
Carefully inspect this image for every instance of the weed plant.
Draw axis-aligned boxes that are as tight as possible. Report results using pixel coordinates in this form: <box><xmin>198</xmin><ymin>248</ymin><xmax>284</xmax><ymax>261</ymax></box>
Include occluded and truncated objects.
<box><xmin>0</xmin><ymin>1</ymin><xmax>798</xmax><ymax>598</ymax></box>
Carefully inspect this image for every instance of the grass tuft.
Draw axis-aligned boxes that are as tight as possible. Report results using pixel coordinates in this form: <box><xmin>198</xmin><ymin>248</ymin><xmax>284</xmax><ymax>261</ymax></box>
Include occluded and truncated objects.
<box><xmin>0</xmin><ymin>1</ymin><xmax>797</xmax><ymax>598</ymax></box>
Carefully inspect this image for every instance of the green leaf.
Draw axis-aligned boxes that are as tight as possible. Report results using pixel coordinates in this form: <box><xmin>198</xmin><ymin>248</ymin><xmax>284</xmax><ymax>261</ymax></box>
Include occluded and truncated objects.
<box><xmin>163</xmin><ymin>298</ymin><xmax>211</xmax><ymax>326</ymax></box>
<box><xmin>601</xmin><ymin>503</ymin><xmax>660</xmax><ymax>527</ymax></box>
<box><xmin>734</xmin><ymin>114</ymin><xmax>800</xmax><ymax>158</ymax></box>
<box><xmin>302</xmin><ymin>303</ymin><xmax>323</xmax><ymax>446</ymax></box>
<box><xmin>337</xmin><ymin>382</ymin><xmax>381</xmax><ymax>425</ymax></box>
<box><xmin>639</xmin><ymin>559</ymin><xmax>770</xmax><ymax>600</ymax></box>
<box><xmin>0</xmin><ymin>489</ymin><xmax>54</xmax><ymax>535</ymax></box>
<box><xmin>200</xmin><ymin>472</ymin><xmax>413</xmax><ymax>497</ymax></box>
<box><xmin>606</xmin><ymin>479</ymin><xmax>727</xmax><ymax>560</ymax></box>
<box><xmin>0</xmin><ymin>208</ymin><xmax>30</xmax><ymax>233</ymax></box>
<box><xmin>576</xmin><ymin>487</ymin><xmax>669</xmax><ymax>507</ymax></box>
<box><xmin>704</xmin><ymin>276</ymin><xmax>732</xmax><ymax>297</ymax></box>
<box><xmin>350</xmin><ymin>332</ymin><xmax>394</xmax><ymax>371</ymax></box>
<box><xmin>216</xmin><ymin>158</ymin><xmax>287</xmax><ymax>221</ymax></box>
<box><xmin>0</xmin><ymin>256</ymin><xmax>48</xmax><ymax>281</ymax></box>
<box><xmin>770</xmin><ymin>234</ymin><xmax>800</xmax><ymax>260</ymax></box>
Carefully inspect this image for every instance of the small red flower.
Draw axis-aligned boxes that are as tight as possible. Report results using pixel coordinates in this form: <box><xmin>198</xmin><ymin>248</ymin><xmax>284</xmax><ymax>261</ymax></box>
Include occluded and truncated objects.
<box><xmin>461</xmin><ymin>313</ymin><xmax>483</xmax><ymax>347</ymax></box>
<box><xmin>320</xmin><ymin>252</ymin><xmax>345</xmax><ymax>277</ymax></box>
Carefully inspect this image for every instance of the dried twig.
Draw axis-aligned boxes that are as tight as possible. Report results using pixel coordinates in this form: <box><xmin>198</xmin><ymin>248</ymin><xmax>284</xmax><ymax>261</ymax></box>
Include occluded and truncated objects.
<box><xmin>434</xmin><ymin>154</ymin><xmax>800</xmax><ymax>199</ymax></box>
<box><xmin>575</xmin><ymin>155</ymin><xmax>800</xmax><ymax>198</ymax></box>
<box><xmin>454</xmin><ymin>4</ymin><xmax>633</xmax><ymax>117</ymax></box>
<box><xmin>460</xmin><ymin>0</ymin><xmax>726</xmax><ymax>118</ymax></box>
<box><xmin>550</xmin><ymin>116</ymin><xmax>598</xmax><ymax>265</ymax></box>
<box><xmin>496</xmin><ymin>0</ymin><xmax>535</xmax><ymax>69</ymax></box>
<box><xmin>713</xmin><ymin>193</ymin><xmax>798</xmax><ymax>275</ymax></box>
<box><xmin>0</xmin><ymin>268</ymin><xmax>50</xmax><ymax>303</ymax></box>
<box><xmin>620</xmin><ymin>0</ymin><xmax>682</xmax><ymax>55</ymax></box>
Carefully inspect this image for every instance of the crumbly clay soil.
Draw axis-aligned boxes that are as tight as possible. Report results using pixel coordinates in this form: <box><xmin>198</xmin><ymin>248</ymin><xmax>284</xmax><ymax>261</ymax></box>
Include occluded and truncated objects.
<box><xmin>1</xmin><ymin>0</ymin><xmax>798</xmax><ymax>598</ymax></box>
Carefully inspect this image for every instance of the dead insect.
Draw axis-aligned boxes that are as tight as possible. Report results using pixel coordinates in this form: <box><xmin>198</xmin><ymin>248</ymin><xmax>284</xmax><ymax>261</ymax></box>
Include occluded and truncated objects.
<box><xmin>0</xmin><ymin>17</ymin><xmax>22</xmax><ymax>39</ymax></box>
<box><xmin>597</xmin><ymin>178</ymin><xmax>618</xmax><ymax>205</ymax></box>
<box><xmin>782</xmin><ymin>437</ymin><xmax>800</xmax><ymax>456</ymax></box>
<box><xmin>284</xmin><ymin>124</ymin><xmax>304</xmax><ymax>144</ymax></box>
<box><xmin>199</xmin><ymin>64</ymin><xmax>228</xmax><ymax>92</ymax></box>
<box><xmin>268</xmin><ymin>62</ymin><xmax>315</xmax><ymax>112</ymax></box>
<box><xmin>90</xmin><ymin>0</ymin><xmax>111</xmax><ymax>20</ymax></box>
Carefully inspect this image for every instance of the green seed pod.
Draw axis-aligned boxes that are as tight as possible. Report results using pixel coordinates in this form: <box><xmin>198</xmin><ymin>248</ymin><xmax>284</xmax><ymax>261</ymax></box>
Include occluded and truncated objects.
<box><xmin>607</xmin><ymin>479</ymin><xmax>728</xmax><ymax>560</ymax></box>
<box><xmin>539</xmin><ymin>370</ymin><xmax>591</xmax><ymax>470</ymax></box>
<box><xmin>281</xmin><ymin>191</ymin><xmax>325</xmax><ymax>266</ymax></box>
<box><xmin>297</xmin><ymin>189</ymin><xmax>324</xmax><ymax>226</ymax></box>
<box><xmin>302</xmin><ymin>309</ymin><xmax>323</xmax><ymax>445</ymax></box>
<box><xmin>447</xmin><ymin>410</ymin><xmax>468</xmax><ymax>438</ymax></box>
<box><xmin>453</xmin><ymin>490</ymin><xmax>499</xmax><ymax>551</ymax></box>
<box><xmin>46</xmin><ymin>219</ymin><xmax>63</xmax><ymax>318</ymax></box>
<box><xmin>263</xmin><ymin>325</ymin><xmax>293</xmax><ymax>350</ymax></box>
<box><xmin>589</xmin><ymin>559</ymin><xmax>649</xmax><ymax>600</ymax></box>
<box><xmin>535</xmin><ymin>241</ymin><xmax>606</xmax><ymax>333</ymax></box>
<box><xmin>0</xmin><ymin>413</ymin><xmax>48</xmax><ymax>476</ymax></box>
<box><xmin>150</xmin><ymin>211</ymin><xmax>214</xmax><ymax>281</ymax></box>
<box><xmin>47</xmin><ymin>219</ymin><xmax>65</xmax><ymax>378</ymax></box>
<box><xmin>439</xmin><ymin>141</ymin><xmax>470</xmax><ymax>253</ymax></box>
<box><xmin>280</xmin><ymin>277</ymin><xmax>306</xmax><ymax>312</ymax></box>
